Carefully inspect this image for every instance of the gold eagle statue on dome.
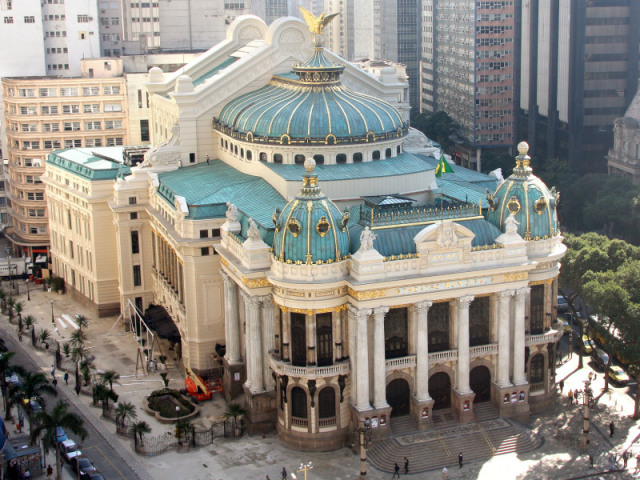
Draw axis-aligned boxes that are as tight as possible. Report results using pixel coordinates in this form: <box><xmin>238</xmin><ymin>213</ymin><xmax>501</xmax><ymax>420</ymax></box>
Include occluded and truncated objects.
<box><xmin>299</xmin><ymin>6</ymin><xmax>340</xmax><ymax>35</ymax></box>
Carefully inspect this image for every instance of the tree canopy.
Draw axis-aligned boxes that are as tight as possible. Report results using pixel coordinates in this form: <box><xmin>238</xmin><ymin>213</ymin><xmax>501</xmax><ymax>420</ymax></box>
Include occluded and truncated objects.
<box><xmin>411</xmin><ymin>110</ymin><xmax>460</xmax><ymax>152</ymax></box>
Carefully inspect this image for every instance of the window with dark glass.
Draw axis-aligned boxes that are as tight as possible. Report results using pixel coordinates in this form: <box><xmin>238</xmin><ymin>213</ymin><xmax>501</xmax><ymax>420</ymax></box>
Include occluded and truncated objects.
<box><xmin>428</xmin><ymin>302</ymin><xmax>450</xmax><ymax>352</ymax></box>
<box><xmin>385</xmin><ymin>307</ymin><xmax>408</xmax><ymax>359</ymax></box>
<box><xmin>291</xmin><ymin>313</ymin><xmax>307</xmax><ymax>366</ymax></box>
<box><xmin>469</xmin><ymin>297</ymin><xmax>490</xmax><ymax>346</ymax></box>
<box><xmin>529</xmin><ymin>354</ymin><xmax>544</xmax><ymax>383</ymax></box>
<box><xmin>336</xmin><ymin>153</ymin><xmax>346</xmax><ymax>163</ymax></box>
<box><xmin>140</xmin><ymin>119</ymin><xmax>149</xmax><ymax>142</ymax></box>
<box><xmin>131</xmin><ymin>230</ymin><xmax>140</xmax><ymax>254</ymax></box>
<box><xmin>316</xmin><ymin>313</ymin><xmax>333</xmax><ymax>366</ymax></box>
<box><xmin>530</xmin><ymin>285</ymin><xmax>544</xmax><ymax>334</ymax></box>
<box><xmin>294</xmin><ymin>154</ymin><xmax>305</xmax><ymax>164</ymax></box>
<box><xmin>318</xmin><ymin>387</ymin><xmax>336</xmax><ymax>418</ymax></box>
<box><xmin>353</xmin><ymin>152</ymin><xmax>363</xmax><ymax>162</ymax></box>
<box><xmin>291</xmin><ymin>387</ymin><xmax>307</xmax><ymax>419</ymax></box>
<box><xmin>199</xmin><ymin>229</ymin><xmax>208</xmax><ymax>238</ymax></box>
<box><xmin>133</xmin><ymin>265</ymin><xmax>141</xmax><ymax>286</ymax></box>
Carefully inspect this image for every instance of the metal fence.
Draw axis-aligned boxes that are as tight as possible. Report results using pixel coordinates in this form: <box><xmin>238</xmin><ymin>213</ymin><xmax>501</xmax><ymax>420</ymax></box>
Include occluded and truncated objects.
<box><xmin>133</xmin><ymin>418</ymin><xmax>245</xmax><ymax>456</ymax></box>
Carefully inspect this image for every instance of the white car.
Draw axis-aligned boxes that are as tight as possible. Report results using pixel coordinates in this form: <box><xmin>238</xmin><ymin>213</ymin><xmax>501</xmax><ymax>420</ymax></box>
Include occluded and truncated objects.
<box><xmin>60</xmin><ymin>439</ymin><xmax>82</xmax><ymax>462</ymax></box>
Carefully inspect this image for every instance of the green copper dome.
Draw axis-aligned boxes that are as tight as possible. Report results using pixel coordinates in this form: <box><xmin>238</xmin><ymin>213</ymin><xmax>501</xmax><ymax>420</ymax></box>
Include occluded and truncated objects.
<box><xmin>272</xmin><ymin>158</ymin><xmax>350</xmax><ymax>264</ymax></box>
<box><xmin>215</xmin><ymin>37</ymin><xmax>407</xmax><ymax>145</ymax></box>
<box><xmin>486</xmin><ymin>142</ymin><xmax>560</xmax><ymax>241</ymax></box>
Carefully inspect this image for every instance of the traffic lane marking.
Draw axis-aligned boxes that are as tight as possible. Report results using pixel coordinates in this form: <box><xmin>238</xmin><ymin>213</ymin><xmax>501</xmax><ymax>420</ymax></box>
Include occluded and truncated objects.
<box><xmin>80</xmin><ymin>444</ymin><xmax>129</xmax><ymax>479</ymax></box>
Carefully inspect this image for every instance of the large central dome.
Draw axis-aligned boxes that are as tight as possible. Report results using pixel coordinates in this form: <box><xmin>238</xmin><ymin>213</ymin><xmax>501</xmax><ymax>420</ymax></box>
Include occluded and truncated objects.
<box><xmin>215</xmin><ymin>37</ymin><xmax>406</xmax><ymax>145</ymax></box>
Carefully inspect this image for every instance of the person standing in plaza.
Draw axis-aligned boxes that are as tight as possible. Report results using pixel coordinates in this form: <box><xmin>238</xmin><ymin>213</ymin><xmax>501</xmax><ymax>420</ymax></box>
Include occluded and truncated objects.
<box><xmin>404</xmin><ymin>457</ymin><xmax>409</xmax><ymax>474</ymax></box>
<box><xmin>64</xmin><ymin>372</ymin><xmax>69</xmax><ymax>385</ymax></box>
<box><xmin>568</xmin><ymin>389</ymin><xmax>573</xmax><ymax>405</ymax></box>
<box><xmin>458</xmin><ymin>452</ymin><xmax>463</xmax><ymax>468</ymax></box>
<box><xmin>281</xmin><ymin>467</ymin><xmax>287</xmax><ymax>479</ymax></box>
<box><xmin>392</xmin><ymin>462</ymin><xmax>400</xmax><ymax>478</ymax></box>
<box><xmin>442</xmin><ymin>466</ymin><xmax>448</xmax><ymax>479</ymax></box>
<box><xmin>559</xmin><ymin>379</ymin><xmax>564</xmax><ymax>394</ymax></box>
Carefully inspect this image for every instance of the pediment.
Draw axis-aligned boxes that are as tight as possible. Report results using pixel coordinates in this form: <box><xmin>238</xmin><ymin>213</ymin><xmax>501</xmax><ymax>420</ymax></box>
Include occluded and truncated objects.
<box><xmin>413</xmin><ymin>221</ymin><xmax>475</xmax><ymax>269</ymax></box>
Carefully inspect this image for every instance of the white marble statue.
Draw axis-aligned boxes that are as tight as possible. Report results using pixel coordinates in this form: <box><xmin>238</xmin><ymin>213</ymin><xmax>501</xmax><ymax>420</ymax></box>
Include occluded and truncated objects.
<box><xmin>360</xmin><ymin>226</ymin><xmax>376</xmax><ymax>251</ymax></box>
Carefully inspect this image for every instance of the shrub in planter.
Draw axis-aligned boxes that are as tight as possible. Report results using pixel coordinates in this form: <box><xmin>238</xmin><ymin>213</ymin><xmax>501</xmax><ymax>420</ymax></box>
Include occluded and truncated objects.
<box><xmin>51</xmin><ymin>276</ymin><xmax>65</xmax><ymax>293</ymax></box>
<box><xmin>147</xmin><ymin>388</ymin><xmax>195</xmax><ymax>419</ymax></box>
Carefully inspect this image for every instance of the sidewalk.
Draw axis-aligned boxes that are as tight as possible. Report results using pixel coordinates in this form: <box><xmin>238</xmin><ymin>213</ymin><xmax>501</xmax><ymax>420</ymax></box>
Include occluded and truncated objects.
<box><xmin>4</xmin><ymin>283</ymin><xmax>640</xmax><ymax>479</ymax></box>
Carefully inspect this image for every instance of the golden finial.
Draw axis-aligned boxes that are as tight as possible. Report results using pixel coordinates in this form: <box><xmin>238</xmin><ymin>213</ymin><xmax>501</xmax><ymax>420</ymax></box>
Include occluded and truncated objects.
<box><xmin>304</xmin><ymin>156</ymin><xmax>316</xmax><ymax>172</ymax></box>
<box><xmin>515</xmin><ymin>141</ymin><xmax>531</xmax><ymax>170</ymax></box>
<box><xmin>299</xmin><ymin>7</ymin><xmax>340</xmax><ymax>35</ymax></box>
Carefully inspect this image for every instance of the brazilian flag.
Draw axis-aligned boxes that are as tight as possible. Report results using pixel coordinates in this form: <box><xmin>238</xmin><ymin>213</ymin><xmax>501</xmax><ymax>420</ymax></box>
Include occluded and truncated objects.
<box><xmin>435</xmin><ymin>154</ymin><xmax>454</xmax><ymax>178</ymax></box>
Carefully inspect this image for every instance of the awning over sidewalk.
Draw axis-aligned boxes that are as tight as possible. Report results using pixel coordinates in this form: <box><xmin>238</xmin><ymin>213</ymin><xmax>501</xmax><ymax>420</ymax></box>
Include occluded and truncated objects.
<box><xmin>144</xmin><ymin>305</ymin><xmax>181</xmax><ymax>343</ymax></box>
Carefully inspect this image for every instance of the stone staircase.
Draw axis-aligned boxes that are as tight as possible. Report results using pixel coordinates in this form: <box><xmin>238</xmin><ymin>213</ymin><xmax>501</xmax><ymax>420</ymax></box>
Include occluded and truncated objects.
<box><xmin>367</xmin><ymin>405</ymin><xmax>542</xmax><ymax>474</ymax></box>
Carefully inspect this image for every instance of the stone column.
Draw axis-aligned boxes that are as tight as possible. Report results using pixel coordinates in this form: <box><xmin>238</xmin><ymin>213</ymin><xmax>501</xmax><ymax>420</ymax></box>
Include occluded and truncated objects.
<box><xmin>242</xmin><ymin>292</ymin><xmax>263</xmax><ymax>393</ymax></box>
<box><xmin>348</xmin><ymin>306</ymin><xmax>357</xmax><ymax>403</ymax></box>
<box><xmin>222</xmin><ymin>272</ymin><xmax>241</xmax><ymax>364</ymax></box>
<box><xmin>333</xmin><ymin>309</ymin><xmax>343</xmax><ymax>361</ymax></box>
<box><xmin>373</xmin><ymin>306</ymin><xmax>389</xmax><ymax>409</ymax></box>
<box><xmin>455</xmin><ymin>296</ymin><xmax>474</xmax><ymax>394</ymax></box>
<box><xmin>414</xmin><ymin>301</ymin><xmax>433</xmax><ymax>402</ymax></box>
<box><xmin>307</xmin><ymin>312</ymin><xmax>316</xmax><ymax>366</ymax></box>
<box><xmin>350</xmin><ymin>306</ymin><xmax>372</xmax><ymax>411</ymax></box>
<box><xmin>261</xmin><ymin>296</ymin><xmax>276</xmax><ymax>390</ymax></box>
<box><xmin>282</xmin><ymin>309</ymin><xmax>290</xmax><ymax>362</ymax></box>
<box><xmin>513</xmin><ymin>287</ymin><xmax>530</xmax><ymax>386</ymax></box>
<box><xmin>496</xmin><ymin>290</ymin><xmax>514</xmax><ymax>387</ymax></box>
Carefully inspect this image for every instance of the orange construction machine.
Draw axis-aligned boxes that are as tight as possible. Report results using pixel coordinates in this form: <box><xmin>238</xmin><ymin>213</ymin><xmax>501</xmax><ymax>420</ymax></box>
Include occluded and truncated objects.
<box><xmin>184</xmin><ymin>366</ymin><xmax>223</xmax><ymax>402</ymax></box>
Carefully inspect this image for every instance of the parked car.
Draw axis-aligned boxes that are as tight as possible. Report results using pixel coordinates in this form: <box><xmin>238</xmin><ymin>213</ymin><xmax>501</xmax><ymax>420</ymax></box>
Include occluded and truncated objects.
<box><xmin>59</xmin><ymin>439</ymin><xmax>81</xmax><ymax>462</ymax></box>
<box><xmin>5</xmin><ymin>372</ymin><xmax>21</xmax><ymax>388</ymax></box>
<box><xmin>607</xmin><ymin>365</ymin><xmax>630</xmax><ymax>386</ymax></box>
<box><xmin>22</xmin><ymin>396</ymin><xmax>43</xmax><ymax>413</ymax></box>
<box><xmin>557</xmin><ymin>295</ymin><xmax>569</xmax><ymax>313</ymax></box>
<box><xmin>69</xmin><ymin>457</ymin><xmax>97</xmax><ymax>479</ymax></box>
<box><xmin>562</xmin><ymin>321</ymin><xmax>572</xmax><ymax>336</ymax></box>
<box><xmin>579</xmin><ymin>335</ymin><xmax>596</xmax><ymax>355</ymax></box>
<box><xmin>85</xmin><ymin>472</ymin><xmax>105</xmax><ymax>480</ymax></box>
<box><xmin>53</xmin><ymin>427</ymin><xmax>68</xmax><ymax>444</ymax></box>
<box><xmin>592</xmin><ymin>348</ymin><xmax>609</xmax><ymax>370</ymax></box>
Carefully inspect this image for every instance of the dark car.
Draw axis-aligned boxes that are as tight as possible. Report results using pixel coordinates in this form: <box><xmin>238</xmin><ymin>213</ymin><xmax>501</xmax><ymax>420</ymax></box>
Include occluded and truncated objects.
<box><xmin>85</xmin><ymin>472</ymin><xmax>105</xmax><ymax>480</ymax></box>
<box><xmin>557</xmin><ymin>295</ymin><xmax>569</xmax><ymax>313</ymax></box>
<box><xmin>69</xmin><ymin>457</ymin><xmax>97</xmax><ymax>479</ymax></box>
<box><xmin>592</xmin><ymin>348</ymin><xmax>609</xmax><ymax>370</ymax></box>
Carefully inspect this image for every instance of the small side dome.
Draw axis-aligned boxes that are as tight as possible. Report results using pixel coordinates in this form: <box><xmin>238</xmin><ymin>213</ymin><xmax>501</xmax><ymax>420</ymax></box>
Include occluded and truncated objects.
<box><xmin>272</xmin><ymin>158</ymin><xmax>350</xmax><ymax>264</ymax></box>
<box><xmin>486</xmin><ymin>142</ymin><xmax>560</xmax><ymax>240</ymax></box>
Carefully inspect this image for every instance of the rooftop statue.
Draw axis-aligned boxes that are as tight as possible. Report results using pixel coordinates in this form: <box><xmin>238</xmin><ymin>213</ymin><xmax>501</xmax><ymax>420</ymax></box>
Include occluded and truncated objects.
<box><xmin>299</xmin><ymin>7</ymin><xmax>339</xmax><ymax>35</ymax></box>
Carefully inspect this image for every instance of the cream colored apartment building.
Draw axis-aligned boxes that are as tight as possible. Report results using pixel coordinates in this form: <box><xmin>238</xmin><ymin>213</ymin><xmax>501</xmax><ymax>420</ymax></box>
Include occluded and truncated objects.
<box><xmin>2</xmin><ymin>72</ymin><xmax>128</xmax><ymax>263</ymax></box>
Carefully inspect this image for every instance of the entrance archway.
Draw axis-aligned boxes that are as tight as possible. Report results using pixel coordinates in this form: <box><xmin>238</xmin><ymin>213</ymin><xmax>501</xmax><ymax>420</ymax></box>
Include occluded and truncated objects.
<box><xmin>470</xmin><ymin>366</ymin><xmax>491</xmax><ymax>403</ymax></box>
<box><xmin>428</xmin><ymin>372</ymin><xmax>451</xmax><ymax>410</ymax></box>
<box><xmin>386</xmin><ymin>378</ymin><xmax>410</xmax><ymax>417</ymax></box>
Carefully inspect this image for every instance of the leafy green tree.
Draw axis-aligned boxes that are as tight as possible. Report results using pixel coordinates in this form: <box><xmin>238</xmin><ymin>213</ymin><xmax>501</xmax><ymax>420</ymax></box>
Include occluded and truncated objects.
<box><xmin>30</xmin><ymin>401</ymin><xmax>87</xmax><ymax>480</ymax></box>
<box><xmin>411</xmin><ymin>111</ymin><xmax>460</xmax><ymax>152</ymax></box>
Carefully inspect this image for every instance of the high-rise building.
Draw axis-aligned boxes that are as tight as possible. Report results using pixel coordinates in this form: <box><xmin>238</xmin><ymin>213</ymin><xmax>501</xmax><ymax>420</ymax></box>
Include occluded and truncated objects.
<box><xmin>607</xmin><ymin>89</ymin><xmax>640</xmax><ymax>185</ymax></box>
<box><xmin>519</xmin><ymin>0</ymin><xmax>640</xmax><ymax>172</ymax></box>
<box><xmin>420</xmin><ymin>0</ymin><xmax>516</xmax><ymax>170</ymax></box>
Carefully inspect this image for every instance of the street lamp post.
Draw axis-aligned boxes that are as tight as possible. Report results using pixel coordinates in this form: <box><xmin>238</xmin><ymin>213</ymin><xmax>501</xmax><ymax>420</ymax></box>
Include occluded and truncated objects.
<box><xmin>580</xmin><ymin>371</ymin><xmax>594</xmax><ymax>449</ymax></box>
<box><xmin>25</xmin><ymin>279</ymin><xmax>30</xmax><ymax>301</ymax></box>
<box><xmin>7</xmin><ymin>256</ymin><xmax>11</xmax><ymax>292</ymax></box>
<box><xmin>50</xmin><ymin>299</ymin><xmax>54</xmax><ymax>324</ymax></box>
<box><xmin>358</xmin><ymin>419</ymin><xmax>372</xmax><ymax>478</ymax></box>
<box><xmin>293</xmin><ymin>462</ymin><xmax>313</xmax><ymax>480</ymax></box>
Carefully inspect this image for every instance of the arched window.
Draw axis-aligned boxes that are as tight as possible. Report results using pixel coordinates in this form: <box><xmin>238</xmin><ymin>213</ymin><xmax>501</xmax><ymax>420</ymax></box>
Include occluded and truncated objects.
<box><xmin>240</xmin><ymin>148</ymin><xmax>244</xmax><ymax>158</ymax></box>
<box><xmin>224</xmin><ymin>140</ymin><xmax>228</xmax><ymax>150</ymax></box>
<box><xmin>313</xmin><ymin>154</ymin><xmax>324</xmax><ymax>164</ymax></box>
<box><xmin>234</xmin><ymin>145</ymin><xmax>238</xmax><ymax>155</ymax></box>
<box><xmin>291</xmin><ymin>387</ymin><xmax>307</xmax><ymax>419</ymax></box>
<box><xmin>247</xmin><ymin>150</ymin><xmax>253</xmax><ymax>161</ymax></box>
<box><xmin>318</xmin><ymin>387</ymin><xmax>336</xmax><ymax>419</ymax></box>
<box><xmin>353</xmin><ymin>152</ymin><xmax>363</xmax><ymax>163</ymax></box>
<box><xmin>259</xmin><ymin>152</ymin><xmax>267</xmax><ymax>162</ymax></box>
<box><xmin>366</xmin><ymin>132</ymin><xmax>375</xmax><ymax>142</ymax></box>
<box><xmin>220</xmin><ymin>138</ymin><xmax>224</xmax><ymax>147</ymax></box>
<box><xmin>336</xmin><ymin>154</ymin><xmax>347</xmax><ymax>164</ymax></box>
<box><xmin>529</xmin><ymin>354</ymin><xmax>545</xmax><ymax>383</ymax></box>
<box><xmin>397</xmin><ymin>145</ymin><xmax>401</xmax><ymax>154</ymax></box>
<box><xmin>294</xmin><ymin>154</ymin><xmax>305</xmax><ymax>165</ymax></box>
<box><xmin>372</xmin><ymin>150</ymin><xmax>381</xmax><ymax>160</ymax></box>
<box><xmin>385</xmin><ymin>148</ymin><xmax>392</xmax><ymax>158</ymax></box>
<box><xmin>273</xmin><ymin>153</ymin><xmax>283</xmax><ymax>163</ymax></box>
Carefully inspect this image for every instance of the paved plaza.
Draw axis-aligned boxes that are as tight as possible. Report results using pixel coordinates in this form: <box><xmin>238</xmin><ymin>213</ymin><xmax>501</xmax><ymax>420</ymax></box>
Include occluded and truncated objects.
<box><xmin>3</xmin><ymin>276</ymin><xmax>640</xmax><ymax>479</ymax></box>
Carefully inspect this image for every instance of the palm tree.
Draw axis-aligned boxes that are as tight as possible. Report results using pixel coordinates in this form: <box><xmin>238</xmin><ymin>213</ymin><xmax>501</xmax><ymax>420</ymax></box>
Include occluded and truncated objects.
<box><xmin>23</xmin><ymin>315</ymin><xmax>35</xmax><ymax>331</ymax></box>
<box><xmin>61</xmin><ymin>342</ymin><xmax>71</xmax><ymax>358</ymax></box>
<box><xmin>70</xmin><ymin>345</ymin><xmax>88</xmax><ymax>364</ymax></box>
<box><xmin>79</xmin><ymin>357</ymin><xmax>95</xmax><ymax>386</ymax></box>
<box><xmin>0</xmin><ymin>352</ymin><xmax>26</xmax><ymax>414</ymax></box>
<box><xmin>75</xmin><ymin>314</ymin><xmax>88</xmax><ymax>331</ymax></box>
<box><xmin>175</xmin><ymin>419</ymin><xmax>192</xmax><ymax>445</ymax></box>
<box><xmin>114</xmin><ymin>401</ymin><xmax>137</xmax><ymax>432</ymax></box>
<box><xmin>0</xmin><ymin>337</ymin><xmax>7</xmax><ymax>353</ymax></box>
<box><xmin>131</xmin><ymin>420</ymin><xmax>151</xmax><ymax>449</ymax></box>
<box><xmin>38</xmin><ymin>329</ymin><xmax>52</xmax><ymax>347</ymax></box>
<box><xmin>9</xmin><ymin>371</ymin><xmax>57</xmax><ymax>438</ymax></box>
<box><xmin>101</xmin><ymin>370</ymin><xmax>120</xmax><ymax>392</ymax></box>
<box><xmin>30</xmin><ymin>401</ymin><xmax>87</xmax><ymax>480</ymax></box>
<box><xmin>6</xmin><ymin>297</ymin><xmax>15</xmax><ymax>323</ymax></box>
<box><xmin>69</xmin><ymin>329</ymin><xmax>88</xmax><ymax>349</ymax></box>
<box><xmin>94</xmin><ymin>382</ymin><xmax>118</xmax><ymax>409</ymax></box>
<box><xmin>13</xmin><ymin>301</ymin><xmax>24</xmax><ymax>325</ymax></box>
<box><xmin>224</xmin><ymin>403</ymin><xmax>247</xmax><ymax>434</ymax></box>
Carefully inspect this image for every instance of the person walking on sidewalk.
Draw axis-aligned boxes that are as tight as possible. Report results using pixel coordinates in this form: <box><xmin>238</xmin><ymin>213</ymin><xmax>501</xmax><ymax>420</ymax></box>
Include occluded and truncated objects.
<box><xmin>610</xmin><ymin>421</ymin><xmax>615</xmax><ymax>437</ymax></box>
<box><xmin>64</xmin><ymin>372</ymin><xmax>69</xmax><ymax>385</ymax></box>
<box><xmin>281</xmin><ymin>467</ymin><xmax>287</xmax><ymax>479</ymax></box>
<box><xmin>50</xmin><ymin>365</ymin><xmax>55</xmax><ymax>378</ymax></box>
<box><xmin>392</xmin><ymin>463</ymin><xmax>400</xmax><ymax>478</ymax></box>
<box><xmin>458</xmin><ymin>452</ymin><xmax>463</xmax><ymax>468</ymax></box>
<box><xmin>568</xmin><ymin>389</ymin><xmax>573</xmax><ymax>405</ymax></box>
<box><xmin>559</xmin><ymin>379</ymin><xmax>564</xmax><ymax>394</ymax></box>
<box><xmin>46</xmin><ymin>465</ymin><xmax>53</xmax><ymax>479</ymax></box>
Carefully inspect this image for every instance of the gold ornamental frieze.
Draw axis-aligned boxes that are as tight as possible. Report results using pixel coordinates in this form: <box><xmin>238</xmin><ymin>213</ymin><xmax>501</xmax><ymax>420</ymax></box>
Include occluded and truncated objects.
<box><xmin>241</xmin><ymin>276</ymin><xmax>271</xmax><ymax>288</ymax></box>
<box><xmin>347</xmin><ymin>287</ymin><xmax>386</xmax><ymax>301</ymax></box>
<box><xmin>503</xmin><ymin>272</ymin><xmax>528</xmax><ymax>282</ymax></box>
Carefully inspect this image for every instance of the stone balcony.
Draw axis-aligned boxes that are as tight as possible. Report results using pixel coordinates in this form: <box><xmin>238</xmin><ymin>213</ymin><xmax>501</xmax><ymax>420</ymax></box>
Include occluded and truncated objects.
<box><xmin>526</xmin><ymin>328</ymin><xmax>563</xmax><ymax>346</ymax></box>
<box><xmin>268</xmin><ymin>355</ymin><xmax>350</xmax><ymax>379</ymax></box>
